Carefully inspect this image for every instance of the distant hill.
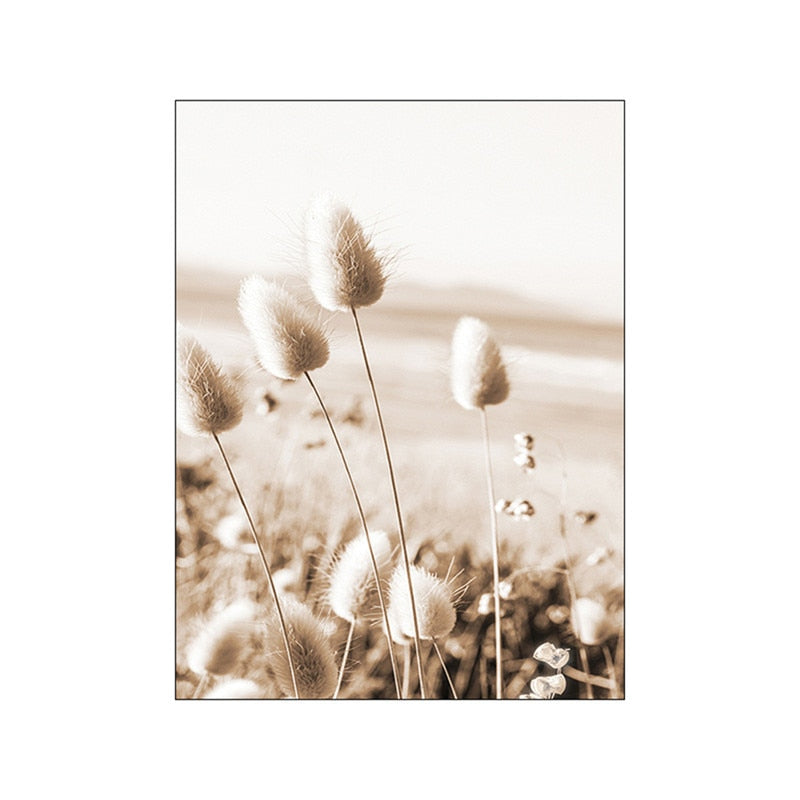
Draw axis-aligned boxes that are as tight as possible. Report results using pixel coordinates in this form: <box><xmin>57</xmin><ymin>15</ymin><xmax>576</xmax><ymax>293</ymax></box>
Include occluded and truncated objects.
<box><xmin>176</xmin><ymin>266</ymin><xmax>623</xmax><ymax>360</ymax></box>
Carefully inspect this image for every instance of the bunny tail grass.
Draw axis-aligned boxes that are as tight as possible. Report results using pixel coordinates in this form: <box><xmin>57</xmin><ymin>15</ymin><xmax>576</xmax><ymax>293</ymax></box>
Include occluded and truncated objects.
<box><xmin>187</xmin><ymin>599</ymin><xmax>256</xmax><ymax>682</ymax></box>
<box><xmin>211</xmin><ymin>432</ymin><xmax>299</xmax><ymax>699</ymax></box>
<box><xmin>238</xmin><ymin>276</ymin><xmax>330</xmax><ymax>380</ymax></box>
<box><xmin>305</xmin><ymin>372</ymin><xmax>401</xmax><ymax>698</ymax></box>
<box><xmin>265</xmin><ymin>599</ymin><xmax>338</xmax><ymax>699</ymax></box>
<box><xmin>351</xmin><ymin>307</ymin><xmax>427</xmax><ymax>698</ymax></box>
<box><xmin>451</xmin><ymin>317</ymin><xmax>509</xmax><ymax>411</ymax></box>
<box><xmin>480</xmin><ymin>408</ymin><xmax>504</xmax><ymax>699</ymax></box>
<box><xmin>388</xmin><ymin>565</ymin><xmax>457</xmax><ymax>642</ymax></box>
<box><xmin>327</xmin><ymin>528</ymin><xmax>393</xmax><ymax>624</ymax></box>
<box><xmin>304</xmin><ymin>193</ymin><xmax>387</xmax><ymax>311</ymax></box>
<box><xmin>450</xmin><ymin>316</ymin><xmax>509</xmax><ymax>699</ymax></box>
<box><xmin>176</xmin><ymin>324</ymin><xmax>243</xmax><ymax>437</ymax></box>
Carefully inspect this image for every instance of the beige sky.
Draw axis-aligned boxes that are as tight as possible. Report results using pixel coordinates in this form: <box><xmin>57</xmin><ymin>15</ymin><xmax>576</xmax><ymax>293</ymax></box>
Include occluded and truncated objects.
<box><xmin>177</xmin><ymin>101</ymin><xmax>623</xmax><ymax>323</ymax></box>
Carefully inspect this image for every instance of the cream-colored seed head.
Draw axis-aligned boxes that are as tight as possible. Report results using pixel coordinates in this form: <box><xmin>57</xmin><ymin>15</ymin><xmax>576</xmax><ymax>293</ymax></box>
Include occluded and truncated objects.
<box><xmin>450</xmin><ymin>316</ymin><xmax>510</xmax><ymax>410</ymax></box>
<box><xmin>304</xmin><ymin>193</ymin><xmax>387</xmax><ymax>312</ymax></box>
<box><xmin>186</xmin><ymin>599</ymin><xmax>257</xmax><ymax>677</ymax></box>
<box><xmin>571</xmin><ymin>597</ymin><xmax>613</xmax><ymax>646</ymax></box>
<box><xmin>328</xmin><ymin>530</ymin><xmax>393</xmax><ymax>624</ymax></box>
<box><xmin>176</xmin><ymin>324</ymin><xmax>243</xmax><ymax>436</ymax></box>
<box><xmin>265</xmin><ymin>599</ymin><xmax>338</xmax><ymax>699</ymax></box>
<box><xmin>387</xmin><ymin>596</ymin><xmax>413</xmax><ymax>645</ymax></box>
<box><xmin>388</xmin><ymin>564</ymin><xmax>456</xmax><ymax>641</ymax></box>
<box><xmin>238</xmin><ymin>276</ymin><xmax>330</xmax><ymax>380</ymax></box>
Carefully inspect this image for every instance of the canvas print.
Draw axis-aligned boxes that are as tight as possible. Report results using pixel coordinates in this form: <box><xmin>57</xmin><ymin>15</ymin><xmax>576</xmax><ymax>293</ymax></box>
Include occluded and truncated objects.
<box><xmin>175</xmin><ymin>100</ymin><xmax>624</xmax><ymax>699</ymax></box>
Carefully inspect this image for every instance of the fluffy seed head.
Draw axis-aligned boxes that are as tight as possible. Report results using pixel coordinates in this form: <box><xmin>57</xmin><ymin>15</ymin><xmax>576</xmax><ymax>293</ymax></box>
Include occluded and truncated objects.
<box><xmin>328</xmin><ymin>530</ymin><xmax>393</xmax><ymax>624</ymax></box>
<box><xmin>203</xmin><ymin>679</ymin><xmax>264</xmax><ymax>699</ymax></box>
<box><xmin>238</xmin><ymin>276</ymin><xmax>330</xmax><ymax>380</ymax></box>
<box><xmin>176</xmin><ymin>324</ymin><xmax>243</xmax><ymax>436</ymax></box>
<box><xmin>186</xmin><ymin>599</ymin><xmax>257</xmax><ymax>677</ymax></box>
<box><xmin>388</xmin><ymin>564</ymin><xmax>456</xmax><ymax>641</ymax></box>
<box><xmin>450</xmin><ymin>317</ymin><xmax>510</xmax><ymax>410</ymax></box>
<box><xmin>572</xmin><ymin>597</ymin><xmax>613</xmax><ymax>646</ymax></box>
<box><xmin>304</xmin><ymin>193</ymin><xmax>387</xmax><ymax>311</ymax></box>
<box><xmin>265</xmin><ymin>599</ymin><xmax>338</xmax><ymax>699</ymax></box>
<box><xmin>387</xmin><ymin>596</ymin><xmax>412</xmax><ymax>645</ymax></box>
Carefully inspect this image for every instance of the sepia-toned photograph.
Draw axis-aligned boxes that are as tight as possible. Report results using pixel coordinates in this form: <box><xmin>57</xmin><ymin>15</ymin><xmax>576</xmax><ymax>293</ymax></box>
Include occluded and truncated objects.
<box><xmin>8</xmin><ymin>0</ymin><xmax>798</xmax><ymax>793</ymax></box>
<box><xmin>175</xmin><ymin>100</ymin><xmax>624</xmax><ymax>699</ymax></box>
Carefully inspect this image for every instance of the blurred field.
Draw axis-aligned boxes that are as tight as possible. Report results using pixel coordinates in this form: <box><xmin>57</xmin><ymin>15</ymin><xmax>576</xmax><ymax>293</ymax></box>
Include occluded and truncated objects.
<box><xmin>176</xmin><ymin>267</ymin><xmax>624</xmax><ymax>699</ymax></box>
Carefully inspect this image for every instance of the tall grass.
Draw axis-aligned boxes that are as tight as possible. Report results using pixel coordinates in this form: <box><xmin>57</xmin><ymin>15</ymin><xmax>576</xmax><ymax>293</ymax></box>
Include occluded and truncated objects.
<box><xmin>303</xmin><ymin>194</ymin><xmax>428</xmax><ymax>697</ymax></box>
<box><xmin>451</xmin><ymin>317</ymin><xmax>510</xmax><ymax>699</ymax></box>
<box><xmin>175</xmin><ymin>197</ymin><xmax>624</xmax><ymax>700</ymax></box>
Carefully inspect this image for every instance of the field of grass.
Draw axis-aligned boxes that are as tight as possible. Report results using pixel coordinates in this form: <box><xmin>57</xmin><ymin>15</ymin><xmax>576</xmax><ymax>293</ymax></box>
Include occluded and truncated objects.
<box><xmin>176</xmin><ymin>267</ymin><xmax>624</xmax><ymax>699</ymax></box>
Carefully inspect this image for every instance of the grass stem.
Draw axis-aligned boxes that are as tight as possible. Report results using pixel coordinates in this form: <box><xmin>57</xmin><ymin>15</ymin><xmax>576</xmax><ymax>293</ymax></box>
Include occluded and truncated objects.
<box><xmin>211</xmin><ymin>432</ymin><xmax>299</xmax><ymax>699</ymax></box>
<box><xmin>334</xmin><ymin>620</ymin><xmax>356</xmax><ymax>699</ymax></box>
<box><xmin>402</xmin><ymin>642</ymin><xmax>411</xmax><ymax>699</ymax></box>
<box><xmin>479</xmin><ymin>408</ymin><xmax>504</xmax><ymax>699</ymax></box>
<box><xmin>304</xmin><ymin>371</ymin><xmax>402</xmax><ymax>699</ymax></box>
<box><xmin>351</xmin><ymin>306</ymin><xmax>426</xmax><ymax>698</ymax></box>
<box><xmin>432</xmin><ymin>639</ymin><xmax>459</xmax><ymax>699</ymax></box>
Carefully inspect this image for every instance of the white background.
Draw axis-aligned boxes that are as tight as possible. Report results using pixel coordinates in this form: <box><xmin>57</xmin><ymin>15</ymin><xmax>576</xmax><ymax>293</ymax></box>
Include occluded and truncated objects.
<box><xmin>2</xmin><ymin>2</ymin><xmax>798</xmax><ymax>797</ymax></box>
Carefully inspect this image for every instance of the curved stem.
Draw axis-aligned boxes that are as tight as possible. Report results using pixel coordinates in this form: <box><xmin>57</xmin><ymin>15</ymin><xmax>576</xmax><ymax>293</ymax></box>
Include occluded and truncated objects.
<box><xmin>432</xmin><ymin>639</ymin><xmax>458</xmax><ymax>699</ymax></box>
<box><xmin>334</xmin><ymin>620</ymin><xmax>356</xmax><ymax>699</ymax></box>
<box><xmin>401</xmin><ymin>641</ymin><xmax>411</xmax><ymax>700</ymax></box>
<box><xmin>350</xmin><ymin>307</ymin><xmax>426</xmax><ymax>698</ymax></box>
<box><xmin>212</xmin><ymin>432</ymin><xmax>299</xmax><ymax>699</ymax></box>
<box><xmin>304</xmin><ymin>371</ymin><xmax>401</xmax><ymax>699</ymax></box>
<box><xmin>480</xmin><ymin>408</ymin><xmax>504</xmax><ymax>699</ymax></box>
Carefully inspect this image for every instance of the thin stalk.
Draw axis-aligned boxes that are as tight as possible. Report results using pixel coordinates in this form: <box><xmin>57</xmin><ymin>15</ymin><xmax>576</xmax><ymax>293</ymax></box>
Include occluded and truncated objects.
<box><xmin>192</xmin><ymin>672</ymin><xmax>211</xmax><ymax>699</ymax></box>
<box><xmin>602</xmin><ymin>643</ymin><xmax>620</xmax><ymax>699</ymax></box>
<box><xmin>432</xmin><ymin>639</ymin><xmax>459</xmax><ymax>699</ymax></box>
<box><xmin>479</xmin><ymin>408</ymin><xmax>504</xmax><ymax>699</ymax></box>
<box><xmin>211</xmin><ymin>432</ymin><xmax>299</xmax><ymax>699</ymax></box>
<box><xmin>350</xmin><ymin>307</ymin><xmax>426</xmax><ymax>699</ymax></box>
<box><xmin>558</xmin><ymin>511</ymin><xmax>594</xmax><ymax>699</ymax></box>
<box><xmin>334</xmin><ymin>620</ymin><xmax>356</xmax><ymax>699</ymax></box>
<box><xmin>402</xmin><ymin>641</ymin><xmax>411</xmax><ymax>700</ymax></box>
<box><xmin>304</xmin><ymin>371</ymin><xmax>402</xmax><ymax>699</ymax></box>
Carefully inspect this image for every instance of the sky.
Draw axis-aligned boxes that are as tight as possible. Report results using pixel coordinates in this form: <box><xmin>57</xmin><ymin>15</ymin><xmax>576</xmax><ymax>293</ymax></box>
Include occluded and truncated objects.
<box><xmin>177</xmin><ymin>101</ymin><xmax>623</xmax><ymax>323</ymax></box>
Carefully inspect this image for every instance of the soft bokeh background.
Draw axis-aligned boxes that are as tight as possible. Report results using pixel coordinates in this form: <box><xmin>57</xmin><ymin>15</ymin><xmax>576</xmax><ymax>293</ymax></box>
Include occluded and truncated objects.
<box><xmin>177</xmin><ymin>100</ymin><xmax>623</xmax><ymax>565</ymax></box>
<box><xmin>177</xmin><ymin>101</ymin><xmax>623</xmax><ymax>323</ymax></box>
